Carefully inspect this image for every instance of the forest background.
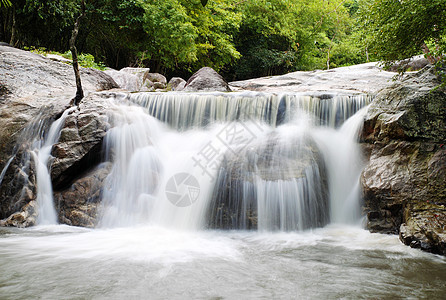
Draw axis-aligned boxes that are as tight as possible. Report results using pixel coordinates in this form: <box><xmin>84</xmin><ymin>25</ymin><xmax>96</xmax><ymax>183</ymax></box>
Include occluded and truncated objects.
<box><xmin>0</xmin><ymin>0</ymin><xmax>445</xmax><ymax>81</ymax></box>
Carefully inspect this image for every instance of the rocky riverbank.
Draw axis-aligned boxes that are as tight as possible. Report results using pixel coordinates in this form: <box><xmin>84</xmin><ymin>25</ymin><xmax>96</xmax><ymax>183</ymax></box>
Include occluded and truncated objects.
<box><xmin>0</xmin><ymin>45</ymin><xmax>444</xmax><ymax>255</ymax></box>
<box><xmin>361</xmin><ymin>66</ymin><xmax>446</xmax><ymax>255</ymax></box>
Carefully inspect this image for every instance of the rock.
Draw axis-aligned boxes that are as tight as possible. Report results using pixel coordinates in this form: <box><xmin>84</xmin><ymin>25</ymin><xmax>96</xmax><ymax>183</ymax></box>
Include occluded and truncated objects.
<box><xmin>120</xmin><ymin>67</ymin><xmax>155</xmax><ymax>91</ymax></box>
<box><xmin>121</xmin><ymin>67</ymin><xmax>151</xmax><ymax>78</ymax></box>
<box><xmin>104</xmin><ymin>69</ymin><xmax>142</xmax><ymax>91</ymax></box>
<box><xmin>0</xmin><ymin>45</ymin><xmax>118</xmax><ymax>101</ymax></box>
<box><xmin>55</xmin><ymin>163</ymin><xmax>112</xmax><ymax>228</ymax></box>
<box><xmin>167</xmin><ymin>77</ymin><xmax>186</xmax><ymax>91</ymax></box>
<box><xmin>45</xmin><ymin>53</ymin><xmax>72</xmax><ymax>64</ymax></box>
<box><xmin>230</xmin><ymin>62</ymin><xmax>395</xmax><ymax>94</ymax></box>
<box><xmin>0</xmin><ymin>46</ymin><xmax>118</xmax><ymax>226</ymax></box>
<box><xmin>104</xmin><ymin>68</ymin><xmax>169</xmax><ymax>91</ymax></box>
<box><xmin>50</xmin><ymin>93</ymin><xmax>113</xmax><ymax>190</ymax></box>
<box><xmin>388</xmin><ymin>55</ymin><xmax>430</xmax><ymax>73</ymax></box>
<box><xmin>144</xmin><ymin>73</ymin><xmax>167</xmax><ymax>86</ymax></box>
<box><xmin>184</xmin><ymin>67</ymin><xmax>231</xmax><ymax>92</ymax></box>
<box><xmin>361</xmin><ymin>65</ymin><xmax>446</xmax><ymax>254</ymax></box>
<box><xmin>0</xmin><ymin>200</ymin><xmax>37</xmax><ymax>228</ymax></box>
<box><xmin>399</xmin><ymin>202</ymin><xmax>446</xmax><ymax>255</ymax></box>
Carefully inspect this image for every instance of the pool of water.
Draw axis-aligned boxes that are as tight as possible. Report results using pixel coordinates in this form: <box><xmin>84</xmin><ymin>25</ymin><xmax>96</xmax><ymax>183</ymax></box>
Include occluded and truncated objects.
<box><xmin>0</xmin><ymin>225</ymin><xmax>445</xmax><ymax>299</ymax></box>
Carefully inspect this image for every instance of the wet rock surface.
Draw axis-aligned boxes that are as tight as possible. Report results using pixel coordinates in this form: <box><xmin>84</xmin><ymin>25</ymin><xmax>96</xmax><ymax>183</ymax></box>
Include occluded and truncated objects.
<box><xmin>208</xmin><ymin>134</ymin><xmax>329</xmax><ymax>230</ymax></box>
<box><xmin>361</xmin><ymin>66</ymin><xmax>446</xmax><ymax>255</ymax></box>
<box><xmin>50</xmin><ymin>93</ymin><xmax>112</xmax><ymax>190</ymax></box>
<box><xmin>55</xmin><ymin>163</ymin><xmax>112</xmax><ymax>228</ymax></box>
<box><xmin>0</xmin><ymin>46</ymin><xmax>117</xmax><ymax>227</ymax></box>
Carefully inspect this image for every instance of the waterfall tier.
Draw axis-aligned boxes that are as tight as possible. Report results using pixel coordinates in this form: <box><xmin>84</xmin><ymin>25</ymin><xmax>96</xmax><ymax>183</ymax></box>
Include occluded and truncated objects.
<box><xmin>127</xmin><ymin>92</ymin><xmax>371</xmax><ymax>129</ymax></box>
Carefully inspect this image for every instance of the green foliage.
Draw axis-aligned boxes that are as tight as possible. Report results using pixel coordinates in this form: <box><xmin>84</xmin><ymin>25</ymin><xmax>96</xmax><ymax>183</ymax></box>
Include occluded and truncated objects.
<box><xmin>4</xmin><ymin>0</ymin><xmax>375</xmax><ymax>80</ymax></box>
<box><xmin>358</xmin><ymin>0</ymin><xmax>446</xmax><ymax>68</ymax></box>
<box><xmin>25</xmin><ymin>46</ymin><xmax>106</xmax><ymax>70</ymax></box>
<box><xmin>139</xmin><ymin>0</ymin><xmax>241</xmax><ymax>73</ymax></box>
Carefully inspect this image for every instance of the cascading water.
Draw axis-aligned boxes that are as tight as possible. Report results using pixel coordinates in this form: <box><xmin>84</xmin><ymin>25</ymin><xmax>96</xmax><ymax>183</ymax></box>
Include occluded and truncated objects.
<box><xmin>31</xmin><ymin>108</ymin><xmax>74</xmax><ymax>225</ymax></box>
<box><xmin>2</xmin><ymin>92</ymin><xmax>445</xmax><ymax>300</ymax></box>
<box><xmin>0</xmin><ymin>107</ymin><xmax>74</xmax><ymax>225</ymax></box>
<box><xmin>128</xmin><ymin>91</ymin><xmax>371</xmax><ymax>128</ymax></box>
<box><xmin>98</xmin><ymin>92</ymin><xmax>368</xmax><ymax>231</ymax></box>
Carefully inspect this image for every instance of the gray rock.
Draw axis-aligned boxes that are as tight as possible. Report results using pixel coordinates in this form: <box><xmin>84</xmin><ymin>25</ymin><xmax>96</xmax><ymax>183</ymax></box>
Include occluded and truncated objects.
<box><xmin>144</xmin><ymin>73</ymin><xmax>167</xmax><ymax>85</ymax></box>
<box><xmin>104</xmin><ymin>69</ymin><xmax>148</xmax><ymax>92</ymax></box>
<box><xmin>0</xmin><ymin>46</ymin><xmax>118</xmax><ymax>227</ymax></box>
<box><xmin>55</xmin><ymin>163</ymin><xmax>112</xmax><ymax>228</ymax></box>
<box><xmin>167</xmin><ymin>77</ymin><xmax>186</xmax><ymax>91</ymax></box>
<box><xmin>50</xmin><ymin>93</ymin><xmax>113</xmax><ymax>190</ymax></box>
<box><xmin>388</xmin><ymin>55</ymin><xmax>430</xmax><ymax>73</ymax></box>
<box><xmin>104</xmin><ymin>68</ymin><xmax>168</xmax><ymax>91</ymax></box>
<box><xmin>45</xmin><ymin>53</ymin><xmax>72</xmax><ymax>64</ymax></box>
<box><xmin>184</xmin><ymin>67</ymin><xmax>231</xmax><ymax>92</ymax></box>
<box><xmin>230</xmin><ymin>62</ymin><xmax>395</xmax><ymax>94</ymax></box>
<box><xmin>361</xmin><ymin>66</ymin><xmax>446</xmax><ymax>254</ymax></box>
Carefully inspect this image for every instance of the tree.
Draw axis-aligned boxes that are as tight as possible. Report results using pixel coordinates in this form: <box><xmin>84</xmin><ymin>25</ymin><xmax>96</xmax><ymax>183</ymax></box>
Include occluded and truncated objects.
<box><xmin>359</xmin><ymin>0</ymin><xmax>446</xmax><ymax>69</ymax></box>
<box><xmin>70</xmin><ymin>0</ymin><xmax>86</xmax><ymax>106</ymax></box>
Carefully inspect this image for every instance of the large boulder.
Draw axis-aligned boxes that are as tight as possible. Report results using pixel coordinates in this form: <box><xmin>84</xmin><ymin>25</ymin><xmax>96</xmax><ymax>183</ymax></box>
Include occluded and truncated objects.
<box><xmin>167</xmin><ymin>77</ymin><xmax>186</xmax><ymax>91</ymax></box>
<box><xmin>184</xmin><ymin>67</ymin><xmax>231</xmax><ymax>92</ymax></box>
<box><xmin>361</xmin><ymin>66</ymin><xmax>446</xmax><ymax>254</ymax></box>
<box><xmin>0</xmin><ymin>46</ymin><xmax>118</xmax><ymax>227</ymax></box>
<box><xmin>50</xmin><ymin>93</ymin><xmax>113</xmax><ymax>190</ymax></box>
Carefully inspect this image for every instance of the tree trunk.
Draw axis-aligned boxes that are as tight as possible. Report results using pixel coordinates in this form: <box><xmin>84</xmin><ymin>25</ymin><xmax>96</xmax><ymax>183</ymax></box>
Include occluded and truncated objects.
<box><xmin>0</xmin><ymin>9</ymin><xmax>4</xmax><ymax>42</ymax></box>
<box><xmin>70</xmin><ymin>1</ymin><xmax>86</xmax><ymax>106</ymax></box>
<box><xmin>327</xmin><ymin>47</ymin><xmax>331</xmax><ymax>70</ymax></box>
<box><xmin>8</xmin><ymin>7</ymin><xmax>14</xmax><ymax>46</ymax></box>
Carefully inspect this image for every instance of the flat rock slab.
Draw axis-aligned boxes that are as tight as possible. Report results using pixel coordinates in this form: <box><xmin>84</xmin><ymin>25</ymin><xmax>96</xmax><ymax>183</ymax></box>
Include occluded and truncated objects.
<box><xmin>230</xmin><ymin>62</ymin><xmax>396</xmax><ymax>95</ymax></box>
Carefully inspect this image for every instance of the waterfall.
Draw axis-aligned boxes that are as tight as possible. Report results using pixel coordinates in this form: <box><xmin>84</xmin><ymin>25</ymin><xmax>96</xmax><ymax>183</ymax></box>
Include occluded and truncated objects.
<box><xmin>127</xmin><ymin>92</ymin><xmax>371</xmax><ymax>129</ymax></box>
<box><xmin>31</xmin><ymin>108</ymin><xmax>74</xmax><ymax>225</ymax></box>
<box><xmin>98</xmin><ymin>92</ymin><xmax>367</xmax><ymax>231</ymax></box>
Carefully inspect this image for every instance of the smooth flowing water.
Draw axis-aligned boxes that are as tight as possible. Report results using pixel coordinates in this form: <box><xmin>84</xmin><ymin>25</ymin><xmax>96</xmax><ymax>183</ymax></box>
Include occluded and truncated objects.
<box><xmin>0</xmin><ymin>225</ymin><xmax>445</xmax><ymax>299</ymax></box>
<box><xmin>0</xmin><ymin>92</ymin><xmax>445</xmax><ymax>298</ymax></box>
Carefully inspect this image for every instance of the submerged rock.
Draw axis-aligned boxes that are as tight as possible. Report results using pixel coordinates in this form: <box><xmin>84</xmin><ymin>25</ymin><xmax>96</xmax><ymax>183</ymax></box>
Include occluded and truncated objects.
<box><xmin>361</xmin><ymin>66</ymin><xmax>446</xmax><ymax>255</ymax></box>
<box><xmin>184</xmin><ymin>67</ymin><xmax>231</xmax><ymax>92</ymax></box>
<box><xmin>208</xmin><ymin>133</ymin><xmax>329</xmax><ymax>230</ymax></box>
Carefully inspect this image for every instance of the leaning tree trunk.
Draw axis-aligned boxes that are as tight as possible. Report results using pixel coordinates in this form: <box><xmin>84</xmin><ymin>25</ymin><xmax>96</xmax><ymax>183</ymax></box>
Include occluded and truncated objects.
<box><xmin>70</xmin><ymin>1</ymin><xmax>85</xmax><ymax>106</ymax></box>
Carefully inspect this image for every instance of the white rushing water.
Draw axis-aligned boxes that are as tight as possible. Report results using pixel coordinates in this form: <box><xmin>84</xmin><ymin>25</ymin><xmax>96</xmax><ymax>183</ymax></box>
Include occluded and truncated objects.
<box><xmin>97</xmin><ymin>92</ymin><xmax>368</xmax><ymax>231</ymax></box>
<box><xmin>31</xmin><ymin>108</ymin><xmax>74</xmax><ymax>225</ymax></box>
<box><xmin>1</xmin><ymin>93</ymin><xmax>445</xmax><ymax>299</ymax></box>
<box><xmin>0</xmin><ymin>224</ymin><xmax>445</xmax><ymax>299</ymax></box>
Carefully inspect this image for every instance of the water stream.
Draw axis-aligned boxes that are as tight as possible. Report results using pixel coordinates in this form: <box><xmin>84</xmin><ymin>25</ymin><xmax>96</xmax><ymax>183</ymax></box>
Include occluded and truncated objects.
<box><xmin>0</xmin><ymin>92</ymin><xmax>445</xmax><ymax>298</ymax></box>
